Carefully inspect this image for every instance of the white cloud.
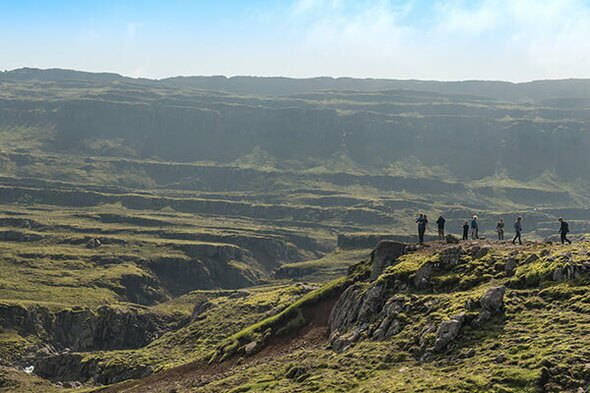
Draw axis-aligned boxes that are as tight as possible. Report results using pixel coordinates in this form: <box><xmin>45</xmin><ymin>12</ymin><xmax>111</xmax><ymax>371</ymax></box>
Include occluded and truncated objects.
<box><xmin>275</xmin><ymin>0</ymin><xmax>590</xmax><ymax>81</ymax></box>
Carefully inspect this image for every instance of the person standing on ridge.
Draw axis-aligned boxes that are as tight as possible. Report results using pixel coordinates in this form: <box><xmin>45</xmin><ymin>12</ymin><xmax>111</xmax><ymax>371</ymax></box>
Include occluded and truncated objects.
<box><xmin>416</xmin><ymin>213</ymin><xmax>427</xmax><ymax>244</ymax></box>
<box><xmin>436</xmin><ymin>215</ymin><xmax>446</xmax><ymax>240</ymax></box>
<box><xmin>462</xmin><ymin>220</ymin><xmax>469</xmax><ymax>240</ymax></box>
<box><xmin>558</xmin><ymin>217</ymin><xmax>572</xmax><ymax>244</ymax></box>
<box><xmin>471</xmin><ymin>215</ymin><xmax>479</xmax><ymax>240</ymax></box>
<box><xmin>512</xmin><ymin>216</ymin><xmax>523</xmax><ymax>245</ymax></box>
<box><xmin>496</xmin><ymin>218</ymin><xmax>505</xmax><ymax>240</ymax></box>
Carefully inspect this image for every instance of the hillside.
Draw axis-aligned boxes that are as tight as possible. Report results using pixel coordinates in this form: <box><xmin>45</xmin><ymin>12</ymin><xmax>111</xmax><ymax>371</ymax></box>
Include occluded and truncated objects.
<box><xmin>6</xmin><ymin>238</ymin><xmax>584</xmax><ymax>393</ymax></box>
<box><xmin>2</xmin><ymin>69</ymin><xmax>590</xmax><ymax>238</ymax></box>
<box><xmin>0</xmin><ymin>69</ymin><xmax>589</xmax><ymax>392</ymax></box>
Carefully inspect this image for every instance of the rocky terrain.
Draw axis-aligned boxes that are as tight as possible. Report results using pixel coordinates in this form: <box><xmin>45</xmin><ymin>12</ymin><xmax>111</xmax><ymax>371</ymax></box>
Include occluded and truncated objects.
<box><xmin>1</xmin><ymin>69</ymin><xmax>590</xmax><ymax>391</ymax></box>
<box><xmin>35</xmin><ymin>237</ymin><xmax>584</xmax><ymax>393</ymax></box>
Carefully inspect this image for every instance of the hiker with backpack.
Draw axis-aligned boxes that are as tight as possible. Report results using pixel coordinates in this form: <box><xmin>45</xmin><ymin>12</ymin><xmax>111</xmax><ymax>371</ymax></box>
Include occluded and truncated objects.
<box><xmin>436</xmin><ymin>215</ymin><xmax>446</xmax><ymax>240</ymax></box>
<box><xmin>416</xmin><ymin>213</ymin><xmax>428</xmax><ymax>244</ymax></box>
<box><xmin>496</xmin><ymin>218</ymin><xmax>505</xmax><ymax>240</ymax></box>
<box><xmin>512</xmin><ymin>216</ymin><xmax>523</xmax><ymax>245</ymax></box>
<box><xmin>471</xmin><ymin>215</ymin><xmax>479</xmax><ymax>240</ymax></box>
<box><xmin>558</xmin><ymin>217</ymin><xmax>572</xmax><ymax>244</ymax></box>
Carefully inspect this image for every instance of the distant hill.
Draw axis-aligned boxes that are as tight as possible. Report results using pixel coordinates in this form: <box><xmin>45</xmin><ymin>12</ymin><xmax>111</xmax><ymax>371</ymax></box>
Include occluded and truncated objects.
<box><xmin>4</xmin><ymin>67</ymin><xmax>590</xmax><ymax>102</ymax></box>
<box><xmin>1</xmin><ymin>67</ymin><xmax>589</xmax><ymax>237</ymax></box>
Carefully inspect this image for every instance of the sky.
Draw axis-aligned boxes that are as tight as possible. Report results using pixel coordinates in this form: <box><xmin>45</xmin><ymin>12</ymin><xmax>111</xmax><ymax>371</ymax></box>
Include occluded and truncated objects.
<box><xmin>1</xmin><ymin>0</ymin><xmax>590</xmax><ymax>81</ymax></box>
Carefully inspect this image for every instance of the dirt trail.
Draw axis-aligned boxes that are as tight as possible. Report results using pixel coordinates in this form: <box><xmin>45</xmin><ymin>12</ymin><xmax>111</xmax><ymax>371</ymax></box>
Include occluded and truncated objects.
<box><xmin>97</xmin><ymin>296</ymin><xmax>337</xmax><ymax>393</ymax></box>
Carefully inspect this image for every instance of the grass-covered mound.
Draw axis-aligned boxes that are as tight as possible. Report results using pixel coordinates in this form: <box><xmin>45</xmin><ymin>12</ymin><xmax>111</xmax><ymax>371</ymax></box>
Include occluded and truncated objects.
<box><xmin>98</xmin><ymin>240</ymin><xmax>590</xmax><ymax>393</ymax></box>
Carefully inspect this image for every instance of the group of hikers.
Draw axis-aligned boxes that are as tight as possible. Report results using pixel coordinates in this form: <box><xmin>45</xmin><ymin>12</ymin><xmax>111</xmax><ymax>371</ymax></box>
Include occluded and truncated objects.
<box><xmin>415</xmin><ymin>213</ymin><xmax>572</xmax><ymax>245</ymax></box>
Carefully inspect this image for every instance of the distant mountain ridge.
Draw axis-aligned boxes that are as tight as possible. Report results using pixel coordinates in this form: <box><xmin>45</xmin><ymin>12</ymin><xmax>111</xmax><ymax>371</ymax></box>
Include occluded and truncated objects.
<box><xmin>4</xmin><ymin>67</ymin><xmax>590</xmax><ymax>102</ymax></box>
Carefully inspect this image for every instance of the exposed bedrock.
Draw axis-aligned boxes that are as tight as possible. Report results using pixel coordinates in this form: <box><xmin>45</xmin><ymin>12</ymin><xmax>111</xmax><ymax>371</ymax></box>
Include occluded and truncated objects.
<box><xmin>0</xmin><ymin>303</ymin><xmax>185</xmax><ymax>352</ymax></box>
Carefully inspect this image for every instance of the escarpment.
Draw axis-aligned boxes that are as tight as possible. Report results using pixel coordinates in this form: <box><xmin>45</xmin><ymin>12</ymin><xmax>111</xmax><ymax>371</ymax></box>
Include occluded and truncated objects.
<box><xmin>316</xmin><ymin>240</ymin><xmax>590</xmax><ymax>392</ymax></box>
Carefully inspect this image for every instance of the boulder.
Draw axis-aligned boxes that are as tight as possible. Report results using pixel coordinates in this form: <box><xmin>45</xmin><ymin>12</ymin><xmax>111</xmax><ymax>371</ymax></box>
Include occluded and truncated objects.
<box><xmin>244</xmin><ymin>341</ymin><xmax>259</xmax><ymax>356</ymax></box>
<box><xmin>414</xmin><ymin>262</ymin><xmax>434</xmax><ymax>289</ymax></box>
<box><xmin>445</xmin><ymin>234</ymin><xmax>460</xmax><ymax>244</ymax></box>
<box><xmin>85</xmin><ymin>238</ymin><xmax>102</xmax><ymax>249</ymax></box>
<box><xmin>369</xmin><ymin>241</ymin><xmax>407</xmax><ymax>281</ymax></box>
<box><xmin>474</xmin><ymin>246</ymin><xmax>491</xmax><ymax>259</ymax></box>
<box><xmin>433</xmin><ymin>313</ymin><xmax>465</xmax><ymax>352</ymax></box>
<box><xmin>479</xmin><ymin>286</ymin><xmax>506</xmax><ymax>313</ymax></box>
<box><xmin>438</xmin><ymin>247</ymin><xmax>462</xmax><ymax>269</ymax></box>
<box><xmin>553</xmin><ymin>267</ymin><xmax>565</xmax><ymax>281</ymax></box>
<box><xmin>505</xmin><ymin>258</ymin><xmax>517</xmax><ymax>276</ymax></box>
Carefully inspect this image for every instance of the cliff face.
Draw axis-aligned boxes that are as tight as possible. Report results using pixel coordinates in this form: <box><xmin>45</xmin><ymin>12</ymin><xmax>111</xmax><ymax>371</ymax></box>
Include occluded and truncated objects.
<box><xmin>2</xmin><ymin>74</ymin><xmax>590</xmax><ymax>183</ymax></box>
<box><xmin>21</xmin><ymin>99</ymin><xmax>590</xmax><ymax>181</ymax></box>
<box><xmin>320</xmin><ymin>239</ymin><xmax>590</xmax><ymax>392</ymax></box>
<box><xmin>0</xmin><ymin>304</ymin><xmax>182</xmax><ymax>352</ymax></box>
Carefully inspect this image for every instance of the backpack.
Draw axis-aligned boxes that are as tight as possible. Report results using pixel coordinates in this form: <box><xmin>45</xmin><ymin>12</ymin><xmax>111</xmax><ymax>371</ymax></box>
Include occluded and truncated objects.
<box><xmin>563</xmin><ymin>222</ymin><xmax>570</xmax><ymax>233</ymax></box>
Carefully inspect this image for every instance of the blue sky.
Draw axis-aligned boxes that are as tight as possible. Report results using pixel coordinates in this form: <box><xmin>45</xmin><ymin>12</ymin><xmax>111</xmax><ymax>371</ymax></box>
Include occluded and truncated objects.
<box><xmin>1</xmin><ymin>0</ymin><xmax>590</xmax><ymax>81</ymax></box>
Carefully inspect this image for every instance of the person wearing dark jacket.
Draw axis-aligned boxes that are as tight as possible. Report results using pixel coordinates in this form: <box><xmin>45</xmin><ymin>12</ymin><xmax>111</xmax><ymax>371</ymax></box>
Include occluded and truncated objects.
<box><xmin>558</xmin><ymin>217</ymin><xmax>572</xmax><ymax>244</ymax></box>
<box><xmin>416</xmin><ymin>213</ymin><xmax>427</xmax><ymax>244</ymax></box>
<box><xmin>496</xmin><ymin>218</ymin><xmax>505</xmax><ymax>240</ymax></box>
<box><xmin>512</xmin><ymin>216</ymin><xmax>523</xmax><ymax>245</ymax></box>
<box><xmin>436</xmin><ymin>215</ymin><xmax>446</xmax><ymax>240</ymax></box>
<box><xmin>462</xmin><ymin>220</ymin><xmax>469</xmax><ymax>240</ymax></box>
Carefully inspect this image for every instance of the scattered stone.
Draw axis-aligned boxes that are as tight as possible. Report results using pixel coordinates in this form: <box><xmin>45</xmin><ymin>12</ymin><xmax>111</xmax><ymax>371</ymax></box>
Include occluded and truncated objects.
<box><xmin>474</xmin><ymin>246</ymin><xmax>491</xmax><ymax>259</ymax></box>
<box><xmin>85</xmin><ymin>238</ymin><xmax>102</xmax><ymax>249</ymax></box>
<box><xmin>472</xmin><ymin>310</ymin><xmax>491</xmax><ymax>327</ymax></box>
<box><xmin>494</xmin><ymin>353</ymin><xmax>506</xmax><ymax>363</ymax></box>
<box><xmin>244</xmin><ymin>341</ymin><xmax>259</xmax><ymax>356</ymax></box>
<box><xmin>525</xmin><ymin>254</ymin><xmax>539</xmax><ymax>264</ymax></box>
<box><xmin>63</xmin><ymin>381</ymin><xmax>82</xmax><ymax>389</ymax></box>
<box><xmin>465</xmin><ymin>348</ymin><xmax>476</xmax><ymax>358</ymax></box>
<box><xmin>433</xmin><ymin>313</ymin><xmax>464</xmax><ymax>352</ymax></box>
<box><xmin>439</xmin><ymin>247</ymin><xmax>462</xmax><ymax>269</ymax></box>
<box><xmin>505</xmin><ymin>258</ymin><xmax>517</xmax><ymax>276</ymax></box>
<box><xmin>285</xmin><ymin>365</ymin><xmax>309</xmax><ymax>381</ymax></box>
<box><xmin>479</xmin><ymin>286</ymin><xmax>506</xmax><ymax>313</ymax></box>
<box><xmin>420</xmin><ymin>351</ymin><xmax>434</xmax><ymax>363</ymax></box>
<box><xmin>552</xmin><ymin>268</ymin><xmax>565</xmax><ymax>282</ymax></box>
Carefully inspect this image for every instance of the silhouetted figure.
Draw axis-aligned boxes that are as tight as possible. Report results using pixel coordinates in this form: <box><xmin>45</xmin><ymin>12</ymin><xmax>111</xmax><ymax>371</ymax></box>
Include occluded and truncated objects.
<box><xmin>416</xmin><ymin>213</ymin><xmax>427</xmax><ymax>244</ymax></box>
<box><xmin>558</xmin><ymin>217</ymin><xmax>572</xmax><ymax>244</ymax></box>
<box><xmin>471</xmin><ymin>215</ymin><xmax>479</xmax><ymax>240</ymax></box>
<box><xmin>462</xmin><ymin>220</ymin><xmax>469</xmax><ymax>240</ymax></box>
<box><xmin>436</xmin><ymin>215</ymin><xmax>446</xmax><ymax>240</ymax></box>
<box><xmin>496</xmin><ymin>218</ymin><xmax>505</xmax><ymax>240</ymax></box>
<box><xmin>512</xmin><ymin>216</ymin><xmax>522</xmax><ymax>245</ymax></box>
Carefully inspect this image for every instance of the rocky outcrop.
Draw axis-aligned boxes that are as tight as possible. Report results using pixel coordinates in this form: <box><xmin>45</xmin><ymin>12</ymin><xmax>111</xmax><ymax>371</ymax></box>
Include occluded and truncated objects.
<box><xmin>429</xmin><ymin>286</ymin><xmax>506</xmax><ymax>354</ymax></box>
<box><xmin>433</xmin><ymin>313</ymin><xmax>465</xmax><ymax>352</ymax></box>
<box><xmin>369</xmin><ymin>241</ymin><xmax>407</xmax><ymax>281</ymax></box>
<box><xmin>0</xmin><ymin>304</ymin><xmax>185</xmax><ymax>352</ymax></box>
<box><xmin>479</xmin><ymin>286</ymin><xmax>506</xmax><ymax>313</ymax></box>
<box><xmin>33</xmin><ymin>352</ymin><xmax>153</xmax><ymax>385</ymax></box>
<box><xmin>0</xmin><ymin>230</ymin><xmax>44</xmax><ymax>242</ymax></box>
